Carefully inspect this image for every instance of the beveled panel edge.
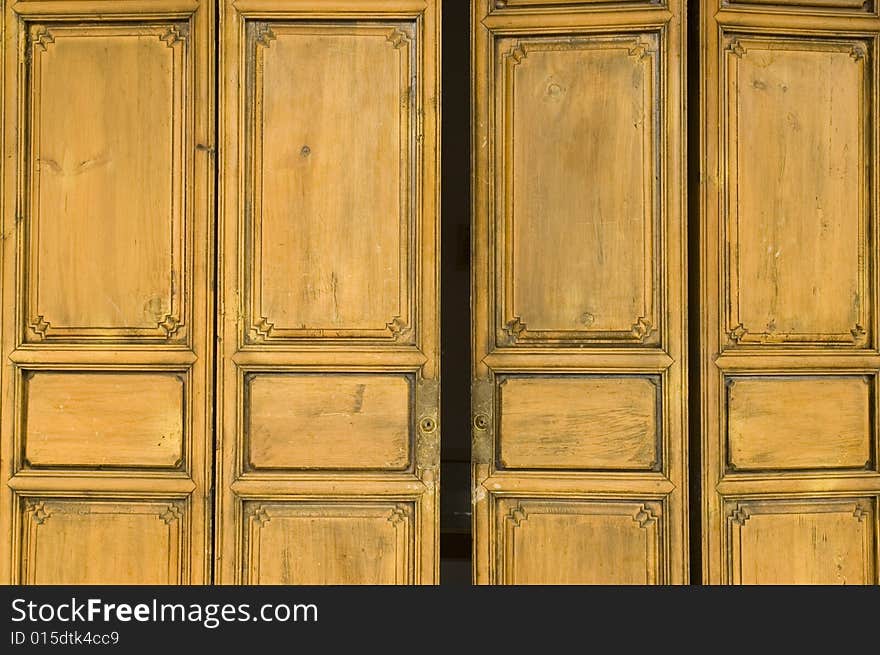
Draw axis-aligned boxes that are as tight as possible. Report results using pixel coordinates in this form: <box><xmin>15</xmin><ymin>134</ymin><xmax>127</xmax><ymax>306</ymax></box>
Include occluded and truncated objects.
<box><xmin>17</xmin><ymin>369</ymin><xmax>189</xmax><ymax>474</ymax></box>
<box><xmin>239</xmin><ymin>498</ymin><xmax>416</xmax><ymax>584</ymax></box>
<box><xmin>490</xmin><ymin>494</ymin><xmax>668</xmax><ymax>584</ymax></box>
<box><xmin>721</xmin><ymin>373</ymin><xmax>877</xmax><ymax>476</ymax></box>
<box><xmin>241</xmin><ymin>20</ymin><xmax>419</xmax><ymax>348</ymax></box>
<box><xmin>11</xmin><ymin>366</ymin><xmax>193</xmax><ymax>478</ymax></box>
<box><xmin>12</xmin><ymin>1</ymin><xmax>200</xmax><ymax>18</ymax></box>
<box><xmin>232</xmin><ymin>0</ymin><xmax>429</xmax><ymax>16</ymax></box>
<box><xmin>492</xmin><ymin>30</ymin><xmax>664</xmax><ymax>349</ymax></box>
<box><xmin>720</xmin><ymin>0</ymin><xmax>878</xmax><ymax>21</ymax></box>
<box><xmin>240</xmin><ymin>371</ymin><xmax>417</xmax><ymax>475</ymax></box>
<box><xmin>13</xmin><ymin>494</ymin><xmax>192</xmax><ymax>585</ymax></box>
<box><xmin>232</xmin><ymin>367</ymin><xmax>438</xmax><ymax>480</ymax></box>
<box><xmin>719</xmin><ymin>31</ymin><xmax>875</xmax><ymax>351</ymax></box>
<box><xmin>719</xmin><ymin>494</ymin><xmax>878</xmax><ymax>585</ymax></box>
<box><xmin>19</xmin><ymin>21</ymin><xmax>194</xmax><ymax>347</ymax></box>
<box><xmin>494</xmin><ymin>373</ymin><xmax>663</xmax><ymax>473</ymax></box>
<box><xmin>229</xmin><ymin>492</ymin><xmax>426</xmax><ymax>585</ymax></box>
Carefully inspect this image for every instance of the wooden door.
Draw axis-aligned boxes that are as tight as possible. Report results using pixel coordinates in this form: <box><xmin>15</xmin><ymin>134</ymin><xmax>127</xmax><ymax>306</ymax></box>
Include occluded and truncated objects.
<box><xmin>701</xmin><ymin>0</ymin><xmax>880</xmax><ymax>583</ymax></box>
<box><xmin>216</xmin><ymin>0</ymin><xmax>441</xmax><ymax>584</ymax></box>
<box><xmin>472</xmin><ymin>0</ymin><xmax>688</xmax><ymax>584</ymax></box>
<box><xmin>0</xmin><ymin>0</ymin><xmax>214</xmax><ymax>583</ymax></box>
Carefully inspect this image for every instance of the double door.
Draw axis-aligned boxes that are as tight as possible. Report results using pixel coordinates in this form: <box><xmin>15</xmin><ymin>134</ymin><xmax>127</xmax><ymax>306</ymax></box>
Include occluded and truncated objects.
<box><xmin>1</xmin><ymin>0</ymin><xmax>877</xmax><ymax>585</ymax></box>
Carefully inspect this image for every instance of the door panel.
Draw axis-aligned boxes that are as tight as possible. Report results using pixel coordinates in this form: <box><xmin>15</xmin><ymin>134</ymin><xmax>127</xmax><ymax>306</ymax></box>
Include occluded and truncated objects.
<box><xmin>218</xmin><ymin>0</ymin><xmax>440</xmax><ymax>584</ymax></box>
<box><xmin>472</xmin><ymin>0</ymin><xmax>687</xmax><ymax>584</ymax></box>
<box><xmin>0</xmin><ymin>0</ymin><xmax>214</xmax><ymax>584</ymax></box>
<box><xmin>701</xmin><ymin>1</ymin><xmax>880</xmax><ymax>583</ymax></box>
<box><xmin>494</xmin><ymin>498</ymin><xmax>663</xmax><ymax>585</ymax></box>
<box><xmin>241</xmin><ymin>501</ymin><xmax>415</xmax><ymax>585</ymax></box>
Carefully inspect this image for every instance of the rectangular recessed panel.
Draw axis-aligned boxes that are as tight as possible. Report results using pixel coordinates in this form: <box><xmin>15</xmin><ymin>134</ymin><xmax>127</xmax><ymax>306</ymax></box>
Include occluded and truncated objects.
<box><xmin>726</xmin><ymin>36</ymin><xmax>870</xmax><ymax>346</ymax></box>
<box><xmin>242</xmin><ymin>501</ymin><xmax>414</xmax><ymax>584</ymax></box>
<box><xmin>728</xmin><ymin>0</ymin><xmax>868</xmax><ymax>9</ymax></box>
<box><xmin>247</xmin><ymin>23</ymin><xmax>414</xmax><ymax>342</ymax></box>
<box><xmin>496</xmin><ymin>498</ymin><xmax>662</xmax><ymax>584</ymax></box>
<box><xmin>499</xmin><ymin>0</ymin><xmax>655</xmax><ymax>5</ymax></box>
<box><xmin>24</xmin><ymin>372</ymin><xmax>184</xmax><ymax>469</ymax></box>
<box><xmin>498</xmin><ymin>376</ymin><xmax>659</xmax><ymax>470</ymax></box>
<box><xmin>26</xmin><ymin>24</ymin><xmax>186</xmax><ymax>342</ymax></box>
<box><xmin>727</xmin><ymin>376</ymin><xmax>872</xmax><ymax>471</ymax></box>
<box><xmin>246</xmin><ymin>374</ymin><xmax>411</xmax><ymax>470</ymax></box>
<box><xmin>19</xmin><ymin>498</ymin><xmax>186</xmax><ymax>584</ymax></box>
<box><xmin>499</xmin><ymin>33</ymin><xmax>659</xmax><ymax>345</ymax></box>
<box><xmin>727</xmin><ymin>498</ymin><xmax>876</xmax><ymax>585</ymax></box>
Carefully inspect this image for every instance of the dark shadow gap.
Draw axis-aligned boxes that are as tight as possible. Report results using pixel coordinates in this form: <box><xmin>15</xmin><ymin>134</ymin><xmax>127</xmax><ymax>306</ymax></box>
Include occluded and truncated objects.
<box><xmin>439</xmin><ymin>0</ymin><xmax>473</xmax><ymax>585</ymax></box>
<box><xmin>686</xmin><ymin>0</ymin><xmax>703</xmax><ymax>585</ymax></box>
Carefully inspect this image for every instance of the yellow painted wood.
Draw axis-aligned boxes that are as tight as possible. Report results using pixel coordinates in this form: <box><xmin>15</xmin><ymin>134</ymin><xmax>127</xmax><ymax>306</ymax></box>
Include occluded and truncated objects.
<box><xmin>246</xmin><ymin>373</ymin><xmax>411</xmax><ymax>471</ymax></box>
<box><xmin>494</xmin><ymin>498</ymin><xmax>662</xmax><ymax>585</ymax></box>
<box><xmin>241</xmin><ymin>501</ymin><xmax>414</xmax><ymax>584</ymax></box>
<box><xmin>472</xmin><ymin>0</ymin><xmax>687</xmax><ymax>584</ymax></box>
<box><xmin>700</xmin><ymin>0</ymin><xmax>880</xmax><ymax>584</ymax></box>
<box><xmin>0</xmin><ymin>1</ymin><xmax>214</xmax><ymax>585</ymax></box>
<box><xmin>24</xmin><ymin>372</ymin><xmax>185</xmax><ymax>469</ymax></box>
<box><xmin>498</xmin><ymin>376</ymin><xmax>658</xmax><ymax>470</ymax></box>
<box><xmin>727</xmin><ymin>376</ymin><xmax>871</xmax><ymax>471</ymax></box>
<box><xmin>18</xmin><ymin>499</ymin><xmax>188</xmax><ymax>584</ymax></box>
<box><xmin>217</xmin><ymin>0</ymin><xmax>441</xmax><ymax>584</ymax></box>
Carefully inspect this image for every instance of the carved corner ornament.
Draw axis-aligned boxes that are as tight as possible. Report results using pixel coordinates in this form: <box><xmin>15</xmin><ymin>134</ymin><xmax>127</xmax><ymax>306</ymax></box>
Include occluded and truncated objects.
<box><xmin>28</xmin><ymin>501</ymin><xmax>52</xmax><ymax>526</ymax></box>
<box><xmin>850</xmin><ymin>43</ymin><xmax>868</xmax><ymax>62</ymax></box>
<box><xmin>727</xmin><ymin>39</ymin><xmax>746</xmax><ymax>59</ymax></box>
<box><xmin>31</xmin><ymin>27</ymin><xmax>55</xmax><ymax>52</ymax></box>
<box><xmin>160</xmin><ymin>24</ymin><xmax>189</xmax><ymax>47</ymax></box>
<box><xmin>29</xmin><ymin>315</ymin><xmax>50</xmax><ymax>339</ymax></box>
<box><xmin>387</xmin><ymin>506</ymin><xmax>408</xmax><ymax>527</ymax></box>
<box><xmin>250</xmin><ymin>316</ymin><xmax>275</xmax><ymax>340</ymax></box>
<box><xmin>254</xmin><ymin>23</ymin><xmax>276</xmax><ymax>48</ymax></box>
<box><xmin>159</xmin><ymin>505</ymin><xmax>181</xmax><ymax>525</ymax></box>
<box><xmin>386</xmin><ymin>316</ymin><xmax>413</xmax><ymax>341</ymax></box>
<box><xmin>729</xmin><ymin>504</ymin><xmax>751</xmax><ymax>527</ymax></box>
<box><xmin>158</xmin><ymin>314</ymin><xmax>182</xmax><ymax>338</ymax></box>
<box><xmin>727</xmin><ymin>323</ymin><xmax>747</xmax><ymax>343</ymax></box>
<box><xmin>851</xmin><ymin>324</ymin><xmax>867</xmax><ymax>342</ymax></box>
<box><xmin>386</xmin><ymin>28</ymin><xmax>411</xmax><ymax>50</ymax></box>
<box><xmin>506</xmin><ymin>43</ymin><xmax>528</xmax><ymax>67</ymax></box>
<box><xmin>630</xmin><ymin>316</ymin><xmax>653</xmax><ymax>341</ymax></box>
<box><xmin>853</xmin><ymin>502</ymin><xmax>871</xmax><ymax>522</ymax></box>
<box><xmin>501</xmin><ymin>316</ymin><xmax>526</xmax><ymax>344</ymax></box>
<box><xmin>627</xmin><ymin>39</ymin><xmax>655</xmax><ymax>62</ymax></box>
<box><xmin>633</xmin><ymin>504</ymin><xmax>659</xmax><ymax>529</ymax></box>
<box><xmin>506</xmin><ymin>504</ymin><xmax>528</xmax><ymax>528</ymax></box>
<box><xmin>251</xmin><ymin>505</ymin><xmax>271</xmax><ymax>527</ymax></box>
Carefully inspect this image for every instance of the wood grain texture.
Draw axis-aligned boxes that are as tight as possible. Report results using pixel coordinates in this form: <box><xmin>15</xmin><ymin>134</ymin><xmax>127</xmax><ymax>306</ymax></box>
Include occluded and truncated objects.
<box><xmin>247</xmin><ymin>23</ymin><xmax>412</xmax><ymax>342</ymax></box>
<box><xmin>498</xmin><ymin>33</ymin><xmax>658</xmax><ymax>345</ymax></box>
<box><xmin>727</xmin><ymin>0</ymin><xmax>869</xmax><ymax>9</ymax></box>
<box><xmin>701</xmin><ymin>0</ymin><xmax>880</xmax><ymax>585</ymax></box>
<box><xmin>725</xmin><ymin>36</ymin><xmax>869</xmax><ymax>346</ymax></box>
<box><xmin>495</xmin><ymin>498</ymin><xmax>662</xmax><ymax>584</ymax></box>
<box><xmin>18</xmin><ymin>498</ymin><xmax>188</xmax><ymax>584</ymax></box>
<box><xmin>24</xmin><ymin>372</ymin><xmax>184</xmax><ymax>469</ymax></box>
<box><xmin>242</xmin><ymin>501</ymin><xmax>413</xmax><ymax>584</ymax></box>
<box><xmin>498</xmin><ymin>376</ymin><xmax>659</xmax><ymax>470</ymax></box>
<box><xmin>727</xmin><ymin>376</ymin><xmax>872</xmax><ymax>471</ymax></box>
<box><xmin>218</xmin><ymin>0</ymin><xmax>440</xmax><ymax>585</ymax></box>
<box><xmin>725</xmin><ymin>498</ymin><xmax>876</xmax><ymax>585</ymax></box>
<box><xmin>246</xmin><ymin>374</ymin><xmax>411</xmax><ymax>470</ymax></box>
<box><xmin>472</xmin><ymin>0</ymin><xmax>687</xmax><ymax>585</ymax></box>
<box><xmin>497</xmin><ymin>0</ymin><xmax>657</xmax><ymax>6</ymax></box>
<box><xmin>0</xmin><ymin>2</ymin><xmax>214</xmax><ymax>584</ymax></box>
<box><xmin>26</xmin><ymin>24</ymin><xmax>186</xmax><ymax>343</ymax></box>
